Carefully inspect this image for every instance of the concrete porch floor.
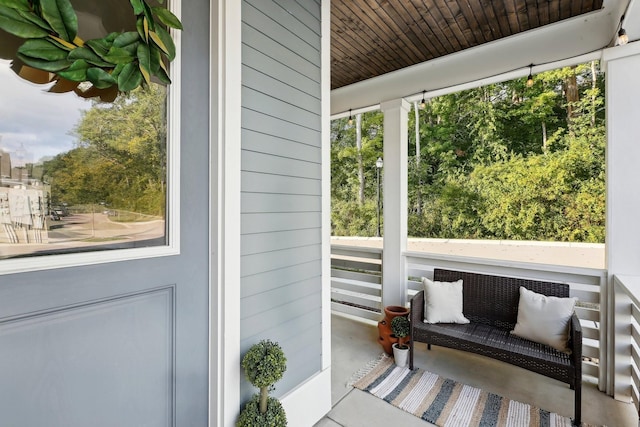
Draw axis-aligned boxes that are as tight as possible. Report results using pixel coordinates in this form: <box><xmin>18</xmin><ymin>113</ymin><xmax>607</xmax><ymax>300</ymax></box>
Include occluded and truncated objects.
<box><xmin>315</xmin><ymin>314</ymin><xmax>637</xmax><ymax>427</ymax></box>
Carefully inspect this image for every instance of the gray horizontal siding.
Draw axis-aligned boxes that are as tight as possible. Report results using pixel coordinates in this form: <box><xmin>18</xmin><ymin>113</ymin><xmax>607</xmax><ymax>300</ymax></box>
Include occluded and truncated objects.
<box><xmin>243</xmin><ymin>45</ymin><xmax>319</xmax><ymax>97</ymax></box>
<box><xmin>241</xmin><ymin>228</ymin><xmax>321</xmax><ymax>256</ymax></box>
<box><xmin>242</xmin><ymin>87</ymin><xmax>320</xmax><ymax>130</ymax></box>
<box><xmin>242</xmin><ymin>260</ymin><xmax>321</xmax><ymax>298</ymax></box>
<box><xmin>241</xmin><ymin>193</ymin><xmax>321</xmax><ymax>213</ymax></box>
<box><xmin>242</xmin><ymin>277</ymin><xmax>320</xmax><ymax>319</ymax></box>
<box><xmin>272</xmin><ymin>0</ymin><xmax>320</xmax><ymax>36</ymax></box>
<box><xmin>240</xmin><ymin>0</ymin><xmax>322</xmax><ymax>403</ymax></box>
<box><xmin>242</xmin><ymin>172</ymin><xmax>320</xmax><ymax>196</ymax></box>
<box><xmin>242</xmin><ymin>25</ymin><xmax>319</xmax><ymax>82</ymax></box>
<box><xmin>242</xmin><ymin>151</ymin><xmax>320</xmax><ymax>179</ymax></box>
<box><xmin>243</xmin><ymin>108</ymin><xmax>320</xmax><ymax>147</ymax></box>
<box><xmin>241</xmin><ymin>294</ymin><xmax>321</xmax><ymax>341</ymax></box>
<box><xmin>241</xmin><ymin>244</ymin><xmax>321</xmax><ymax>277</ymax></box>
<box><xmin>243</xmin><ymin>1</ymin><xmax>320</xmax><ymax>64</ymax></box>
<box><xmin>241</xmin><ymin>212</ymin><xmax>321</xmax><ymax>234</ymax></box>
<box><xmin>242</xmin><ymin>65</ymin><xmax>319</xmax><ymax>111</ymax></box>
<box><xmin>242</xmin><ymin>129</ymin><xmax>320</xmax><ymax>161</ymax></box>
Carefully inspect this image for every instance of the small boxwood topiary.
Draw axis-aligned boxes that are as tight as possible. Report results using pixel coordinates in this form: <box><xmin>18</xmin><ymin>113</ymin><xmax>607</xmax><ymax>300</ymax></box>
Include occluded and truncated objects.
<box><xmin>391</xmin><ymin>315</ymin><xmax>410</xmax><ymax>349</ymax></box>
<box><xmin>238</xmin><ymin>339</ymin><xmax>287</xmax><ymax>425</ymax></box>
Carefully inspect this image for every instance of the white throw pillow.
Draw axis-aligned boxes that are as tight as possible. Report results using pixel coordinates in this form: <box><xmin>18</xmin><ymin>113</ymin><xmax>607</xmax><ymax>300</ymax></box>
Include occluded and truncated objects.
<box><xmin>511</xmin><ymin>286</ymin><xmax>577</xmax><ymax>352</ymax></box>
<box><xmin>421</xmin><ymin>277</ymin><xmax>470</xmax><ymax>324</ymax></box>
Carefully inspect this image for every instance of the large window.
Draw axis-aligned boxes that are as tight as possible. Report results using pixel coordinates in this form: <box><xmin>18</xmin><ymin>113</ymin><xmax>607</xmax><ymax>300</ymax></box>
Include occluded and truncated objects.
<box><xmin>0</xmin><ymin>0</ymin><xmax>178</xmax><ymax>266</ymax></box>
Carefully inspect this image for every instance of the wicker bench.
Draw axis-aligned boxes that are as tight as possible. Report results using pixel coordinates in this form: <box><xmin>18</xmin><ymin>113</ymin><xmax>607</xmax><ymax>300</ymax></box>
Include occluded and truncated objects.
<box><xmin>409</xmin><ymin>268</ymin><xmax>582</xmax><ymax>425</ymax></box>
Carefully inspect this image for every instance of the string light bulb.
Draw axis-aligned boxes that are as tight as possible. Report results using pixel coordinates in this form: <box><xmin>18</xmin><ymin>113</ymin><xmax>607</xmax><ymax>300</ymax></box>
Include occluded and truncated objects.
<box><xmin>420</xmin><ymin>90</ymin><xmax>426</xmax><ymax>109</ymax></box>
<box><xmin>526</xmin><ymin>64</ymin><xmax>534</xmax><ymax>87</ymax></box>
<box><xmin>618</xmin><ymin>28</ymin><xmax>629</xmax><ymax>45</ymax></box>
<box><xmin>348</xmin><ymin>109</ymin><xmax>353</xmax><ymax>126</ymax></box>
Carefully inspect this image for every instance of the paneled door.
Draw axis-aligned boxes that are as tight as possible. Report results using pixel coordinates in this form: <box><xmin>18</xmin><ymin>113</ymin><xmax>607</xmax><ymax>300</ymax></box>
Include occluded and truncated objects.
<box><xmin>0</xmin><ymin>0</ymin><xmax>211</xmax><ymax>425</ymax></box>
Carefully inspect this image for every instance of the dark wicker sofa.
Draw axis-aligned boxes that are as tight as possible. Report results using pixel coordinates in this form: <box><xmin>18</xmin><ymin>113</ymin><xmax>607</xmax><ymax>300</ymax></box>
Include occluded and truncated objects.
<box><xmin>409</xmin><ymin>268</ymin><xmax>582</xmax><ymax>425</ymax></box>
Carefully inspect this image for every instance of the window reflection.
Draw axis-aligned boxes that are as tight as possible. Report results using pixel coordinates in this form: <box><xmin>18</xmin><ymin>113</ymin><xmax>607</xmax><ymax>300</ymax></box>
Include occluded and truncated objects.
<box><xmin>0</xmin><ymin>59</ymin><xmax>167</xmax><ymax>259</ymax></box>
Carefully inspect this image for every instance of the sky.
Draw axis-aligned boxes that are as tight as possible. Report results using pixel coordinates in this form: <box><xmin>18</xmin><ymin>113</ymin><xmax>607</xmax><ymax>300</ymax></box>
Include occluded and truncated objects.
<box><xmin>0</xmin><ymin>59</ymin><xmax>91</xmax><ymax>164</ymax></box>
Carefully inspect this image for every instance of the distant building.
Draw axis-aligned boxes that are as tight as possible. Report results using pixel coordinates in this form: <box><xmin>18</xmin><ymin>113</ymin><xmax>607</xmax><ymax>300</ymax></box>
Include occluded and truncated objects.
<box><xmin>0</xmin><ymin>149</ymin><xmax>10</xmax><ymax>183</ymax></box>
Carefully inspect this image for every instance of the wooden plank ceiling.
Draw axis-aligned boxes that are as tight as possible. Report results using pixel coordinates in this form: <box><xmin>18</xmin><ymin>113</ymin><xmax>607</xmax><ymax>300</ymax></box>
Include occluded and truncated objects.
<box><xmin>331</xmin><ymin>0</ymin><xmax>604</xmax><ymax>90</ymax></box>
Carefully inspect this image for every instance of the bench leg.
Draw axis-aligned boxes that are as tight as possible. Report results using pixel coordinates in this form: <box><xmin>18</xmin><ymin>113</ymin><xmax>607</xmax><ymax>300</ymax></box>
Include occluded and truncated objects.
<box><xmin>573</xmin><ymin>381</ymin><xmax>581</xmax><ymax>426</ymax></box>
<box><xmin>427</xmin><ymin>343</ymin><xmax>431</xmax><ymax>351</ymax></box>
<box><xmin>409</xmin><ymin>337</ymin><xmax>414</xmax><ymax>370</ymax></box>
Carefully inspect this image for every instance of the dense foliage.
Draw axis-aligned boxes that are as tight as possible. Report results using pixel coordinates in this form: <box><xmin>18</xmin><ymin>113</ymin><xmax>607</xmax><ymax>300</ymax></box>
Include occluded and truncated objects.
<box><xmin>331</xmin><ymin>62</ymin><xmax>605</xmax><ymax>243</ymax></box>
<box><xmin>391</xmin><ymin>315</ymin><xmax>410</xmax><ymax>349</ymax></box>
<box><xmin>42</xmin><ymin>85</ymin><xmax>167</xmax><ymax>216</ymax></box>
<box><xmin>237</xmin><ymin>395</ymin><xmax>287</xmax><ymax>427</ymax></box>
<box><xmin>242</xmin><ymin>339</ymin><xmax>287</xmax><ymax>389</ymax></box>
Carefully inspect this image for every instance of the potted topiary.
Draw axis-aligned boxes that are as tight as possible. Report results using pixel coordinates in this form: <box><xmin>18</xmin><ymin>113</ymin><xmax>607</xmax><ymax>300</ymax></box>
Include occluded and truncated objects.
<box><xmin>237</xmin><ymin>339</ymin><xmax>287</xmax><ymax>426</ymax></box>
<box><xmin>391</xmin><ymin>315</ymin><xmax>410</xmax><ymax>368</ymax></box>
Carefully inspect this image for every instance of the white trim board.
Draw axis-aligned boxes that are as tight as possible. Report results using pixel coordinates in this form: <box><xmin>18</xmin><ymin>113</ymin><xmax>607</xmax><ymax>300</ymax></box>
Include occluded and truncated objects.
<box><xmin>280</xmin><ymin>368</ymin><xmax>332</xmax><ymax>427</ymax></box>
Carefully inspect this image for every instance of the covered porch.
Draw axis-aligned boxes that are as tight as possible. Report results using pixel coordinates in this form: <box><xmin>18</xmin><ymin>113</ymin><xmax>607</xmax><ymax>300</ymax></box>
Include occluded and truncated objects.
<box><xmin>318</xmin><ymin>313</ymin><xmax>636</xmax><ymax>426</ymax></box>
<box><xmin>327</xmin><ymin>242</ymin><xmax>640</xmax><ymax>424</ymax></box>
<box><xmin>325</xmin><ymin>0</ymin><xmax>640</xmax><ymax>423</ymax></box>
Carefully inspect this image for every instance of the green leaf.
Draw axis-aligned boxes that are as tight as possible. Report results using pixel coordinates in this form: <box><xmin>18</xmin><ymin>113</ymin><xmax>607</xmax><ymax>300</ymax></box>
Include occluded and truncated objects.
<box><xmin>151</xmin><ymin>7</ymin><xmax>182</xmax><ymax>30</ymax></box>
<box><xmin>152</xmin><ymin>63</ymin><xmax>171</xmax><ymax>85</ymax></box>
<box><xmin>68</xmin><ymin>46</ymin><xmax>112</xmax><ymax>67</ymax></box>
<box><xmin>40</xmin><ymin>0</ymin><xmax>78</xmax><ymax>42</ymax></box>
<box><xmin>135</xmin><ymin>15</ymin><xmax>147</xmax><ymax>42</ymax></box>
<box><xmin>17</xmin><ymin>9</ymin><xmax>52</xmax><ymax>31</ymax></box>
<box><xmin>110</xmin><ymin>63</ymin><xmax>125</xmax><ymax>79</ymax></box>
<box><xmin>86</xmin><ymin>67</ymin><xmax>117</xmax><ymax>89</ymax></box>
<box><xmin>86</xmin><ymin>38</ymin><xmax>112</xmax><ymax>59</ymax></box>
<box><xmin>142</xmin><ymin>1</ymin><xmax>155</xmax><ymax>32</ymax></box>
<box><xmin>18</xmin><ymin>38</ymin><xmax>68</xmax><ymax>61</ymax></box>
<box><xmin>137</xmin><ymin>42</ymin><xmax>150</xmax><ymax>85</ymax></box>
<box><xmin>117</xmin><ymin>62</ymin><xmax>143</xmax><ymax>92</ymax></box>
<box><xmin>56</xmin><ymin>58</ymin><xmax>90</xmax><ymax>81</ymax></box>
<box><xmin>129</xmin><ymin>0</ymin><xmax>144</xmax><ymax>15</ymax></box>
<box><xmin>149</xmin><ymin>43</ymin><xmax>161</xmax><ymax>73</ymax></box>
<box><xmin>154</xmin><ymin>25</ymin><xmax>175</xmax><ymax>60</ymax></box>
<box><xmin>104</xmin><ymin>46</ymin><xmax>134</xmax><ymax>64</ymax></box>
<box><xmin>104</xmin><ymin>32</ymin><xmax>120</xmax><ymax>43</ymax></box>
<box><xmin>113</xmin><ymin>32</ymin><xmax>140</xmax><ymax>56</ymax></box>
<box><xmin>113</xmin><ymin>31</ymin><xmax>140</xmax><ymax>48</ymax></box>
<box><xmin>2</xmin><ymin>0</ymin><xmax>30</xmax><ymax>12</ymax></box>
<box><xmin>17</xmin><ymin>52</ymin><xmax>71</xmax><ymax>71</ymax></box>
<box><xmin>0</xmin><ymin>6</ymin><xmax>49</xmax><ymax>38</ymax></box>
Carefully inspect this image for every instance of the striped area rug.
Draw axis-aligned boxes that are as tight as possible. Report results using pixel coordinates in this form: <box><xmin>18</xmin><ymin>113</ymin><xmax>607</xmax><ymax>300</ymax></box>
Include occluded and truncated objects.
<box><xmin>351</xmin><ymin>354</ymin><xmax>594</xmax><ymax>427</ymax></box>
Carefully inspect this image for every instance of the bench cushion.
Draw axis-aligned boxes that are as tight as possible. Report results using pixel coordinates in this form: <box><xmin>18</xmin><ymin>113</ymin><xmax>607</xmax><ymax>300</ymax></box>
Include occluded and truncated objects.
<box><xmin>422</xmin><ymin>277</ymin><xmax>469</xmax><ymax>324</ymax></box>
<box><xmin>415</xmin><ymin>322</ymin><xmax>573</xmax><ymax>382</ymax></box>
<box><xmin>511</xmin><ymin>286</ymin><xmax>577</xmax><ymax>352</ymax></box>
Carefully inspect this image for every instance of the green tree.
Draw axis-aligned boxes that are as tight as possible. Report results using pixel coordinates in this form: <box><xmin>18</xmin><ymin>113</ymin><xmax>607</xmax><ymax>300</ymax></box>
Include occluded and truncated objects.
<box><xmin>332</xmin><ymin>60</ymin><xmax>606</xmax><ymax>243</ymax></box>
<box><xmin>43</xmin><ymin>85</ymin><xmax>167</xmax><ymax>216</ymax></box>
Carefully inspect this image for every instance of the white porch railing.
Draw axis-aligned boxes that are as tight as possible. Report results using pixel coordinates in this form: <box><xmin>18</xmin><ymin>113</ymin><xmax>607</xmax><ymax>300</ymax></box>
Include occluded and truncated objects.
<box><xmin>613</xmin><ymin>274</ymin><xmax>640</xmax><ymax>409</ymax></box>
<box><xmin>331</xmin><ymin>244</ymin><xmax>382</xmax><ymax>322</ymax></box>
<box><xmin>331</xmin><ymin>244</ymin><xmax>608</xmax><ymax>389</ymax></box>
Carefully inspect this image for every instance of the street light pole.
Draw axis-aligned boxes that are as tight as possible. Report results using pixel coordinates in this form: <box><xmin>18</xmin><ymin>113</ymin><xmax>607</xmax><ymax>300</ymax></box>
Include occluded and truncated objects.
<box><xmin>376</xmin><ymin>157</ymin><xmax>383</xmax><ymax>237</ymax></box>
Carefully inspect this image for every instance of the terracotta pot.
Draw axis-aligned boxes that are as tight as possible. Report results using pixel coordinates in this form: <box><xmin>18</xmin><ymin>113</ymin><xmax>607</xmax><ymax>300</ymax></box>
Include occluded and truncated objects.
<box><xmin>377</xmin><ymin>305</ymin><xmax>410</xmax><ymax>355</ymax></box>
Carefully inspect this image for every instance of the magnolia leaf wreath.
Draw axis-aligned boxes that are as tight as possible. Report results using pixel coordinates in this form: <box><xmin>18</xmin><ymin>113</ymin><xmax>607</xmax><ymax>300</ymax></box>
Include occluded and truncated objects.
<box><xmin>0</xmin><ymin>0</ymin><xmax>182</xmax><ymax>102</ymax></box>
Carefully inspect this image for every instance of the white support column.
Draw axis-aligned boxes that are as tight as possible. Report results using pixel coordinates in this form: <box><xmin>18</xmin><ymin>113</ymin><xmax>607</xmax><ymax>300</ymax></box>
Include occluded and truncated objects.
<box><xmin>603</xmin><ymin>42</ymin><xmax>640</xmax><ymax>401</ymax></box>
<box><xmin>380</xmin><ymin>98</ymin><xmax>410</xmax><ymax>308</ymax></box>
<box><xmin>210</xmin><ymin>0</ymin><xmax>242</xmax><ymax>426</ymax></box>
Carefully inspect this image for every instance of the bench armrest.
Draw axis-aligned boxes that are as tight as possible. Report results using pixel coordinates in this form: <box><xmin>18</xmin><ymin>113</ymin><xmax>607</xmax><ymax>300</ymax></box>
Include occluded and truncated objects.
<box><xmin>570</xmin><ymin>313</ymin><xmax>582</xmax><ymax>367</ymax></box>
<box><xmin>410</xmin><ymin>291</ymin><xmax>424</xmax><ymax>327</ymax></box>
